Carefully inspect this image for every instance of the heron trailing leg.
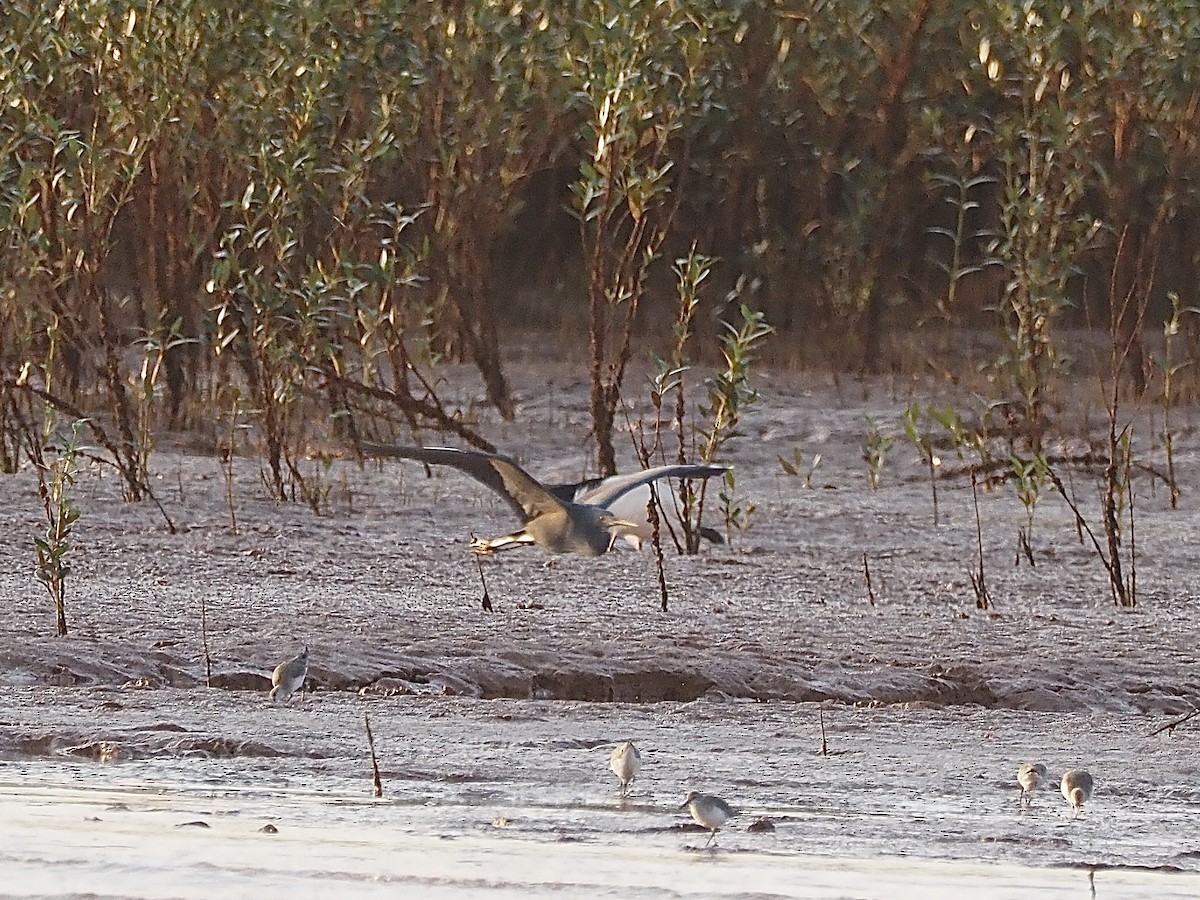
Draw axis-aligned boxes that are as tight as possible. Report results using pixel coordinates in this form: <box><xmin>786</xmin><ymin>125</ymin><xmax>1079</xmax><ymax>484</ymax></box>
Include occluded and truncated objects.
<box><xmin>470</xmin><ymin>530</ymin><xmax>538</xmax><ymax>555</ymax></box>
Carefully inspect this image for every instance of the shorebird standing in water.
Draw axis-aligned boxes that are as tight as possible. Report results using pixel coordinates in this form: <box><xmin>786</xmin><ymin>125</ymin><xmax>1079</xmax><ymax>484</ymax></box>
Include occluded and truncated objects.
<box><xmin>1017</xmin><ymin>761</ymin><xmax>1048</xmax><ymax>805</ymax></box>
<box><xmin>358</xmin><ymin>444</ymin><xmax>728</xmax><ymax>556</ymax></box>
<box><xmin>269</xmin><ymin>646</ymin><xmax>308</xmax><ymax>704</ymax></box>
<box><xmin>1061</xmin><ymin>770</ymin><xmax>1094</xmax><ymax>818</ymax></box>
<box><xmin>680</xmin><ymin>790</ymin><xmax>738</xmax><ymax>847</ymax></box>
<box><xmin>609</xmin><ymin>741</ymin><xmax>641</xmax><ymax>796</ymax></box>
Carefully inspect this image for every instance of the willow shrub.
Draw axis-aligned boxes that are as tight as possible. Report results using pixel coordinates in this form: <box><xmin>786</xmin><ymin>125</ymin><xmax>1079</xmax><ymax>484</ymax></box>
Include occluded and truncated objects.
<box><xmin>0</xmin><ymin>1</ymin><xmax>1198</xmax><ymax>474</ymax></box>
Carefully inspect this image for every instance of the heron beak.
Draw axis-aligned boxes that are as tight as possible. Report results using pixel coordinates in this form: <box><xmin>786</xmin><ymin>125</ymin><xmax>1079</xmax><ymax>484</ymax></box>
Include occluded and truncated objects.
<box><xmin>603</xmin><ymin>517</ymin><xmax>640</xmax><ymax>531</ymax></box>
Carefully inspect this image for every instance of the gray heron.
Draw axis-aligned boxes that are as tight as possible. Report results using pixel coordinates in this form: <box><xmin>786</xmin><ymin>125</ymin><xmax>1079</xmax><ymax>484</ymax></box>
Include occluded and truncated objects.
<box><xmin>361</xmin><ymin>444</ymin><xmax>728</xmax><ymax>557</ymax></box>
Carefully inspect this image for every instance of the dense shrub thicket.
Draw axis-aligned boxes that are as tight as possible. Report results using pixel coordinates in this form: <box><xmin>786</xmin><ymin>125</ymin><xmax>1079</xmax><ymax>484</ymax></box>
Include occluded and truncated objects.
<box><xmin>1</xmin><ymin>1</ymin><xmax>1197</xmax><ymax>477</ymax></box>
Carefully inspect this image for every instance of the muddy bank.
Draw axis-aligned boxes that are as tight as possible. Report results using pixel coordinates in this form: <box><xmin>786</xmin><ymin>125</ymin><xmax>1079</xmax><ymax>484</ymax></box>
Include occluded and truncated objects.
<box><xmin>1</xmin><ymin>366</ymin><xmax>1199</xmax><ymax>716</ymax></box>
<box><xmin>3</xmin><ymin>624</ymin><xmax>1192</xmax><ymax>713</ymax></box>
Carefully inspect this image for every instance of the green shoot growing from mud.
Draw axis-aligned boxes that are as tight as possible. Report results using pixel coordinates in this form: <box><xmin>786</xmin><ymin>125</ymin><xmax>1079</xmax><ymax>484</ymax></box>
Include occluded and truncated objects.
<box><xmin>778</xmin><ymin>447</ymin><xmax>822</xmax><ymax>488</ymax></box>
<box><xmin>902</xmin><ymin>404</ymin><xmax>941</xmax><ymax>526</ymax></box>
<box><xmin>696</xmin><ymin>302</ymin><xmax>772</xmax><ymax>545</ymax></box>
<box><xmin>34</xmin><ymin>420</ymin><xmax>85</xmax><ymax>637</ymax></box>
<box><xmin>301</xmin><ymin>450</ymin><xmax>336</xmax><ymax>516</ymax></box>
<box><xmin>861</xmin><ymin>417</ymin><xmax>893</xmax><ymax>491</ymax></box>
<box><xmin>629</xmin><ymin>247</ymin><xmax>713</xmax><ymax>609</ymax></box>
<box><xmin>928</xmin><ymin>404</ymin><xmax>990</xmax><ymax>471</ymax></box>
<box><xmin>638</xmin><ymin>257</ymin><xmax>772</xmax><ymax>557</ymax></box>
<box><xmin>1156</xmin><ymin>292</ymin><xmax>1196</xmax><ymax>509</ymax></box>
<box><xmin>1011</xmin><ymin>453</ymin><xmax>1048</xmax><ymax>566</ymax></box>
<box><xmin>217</xmin><ymin>385</ymin><xmax>248</xmax><ymax>535</ymax></box>
<box><xmin>634</xmin><ymin>247</ymin><xmax>706</xmax><ymax>572</ymax></box>
<box><xmin>716</xmin><ymin>469</ymin><xmax>755</xmax><ymax>543</ymax></box>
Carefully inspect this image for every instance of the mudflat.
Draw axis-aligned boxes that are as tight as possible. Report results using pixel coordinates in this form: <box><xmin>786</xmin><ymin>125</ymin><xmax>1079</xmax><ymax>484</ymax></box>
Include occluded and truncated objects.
<box><xmin>2</xmin><ymin>363</ymin><xmax>1197</xmax><ymax>897</ymax></box>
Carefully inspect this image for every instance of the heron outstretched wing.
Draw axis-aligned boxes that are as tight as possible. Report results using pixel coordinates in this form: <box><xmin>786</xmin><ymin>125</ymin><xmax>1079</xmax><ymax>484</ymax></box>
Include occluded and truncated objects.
<box><xmin>359</xmin><ymin>443</ymin><xmax>565</xmax><ymax>523</ymax></box>
<box><xmin>546</xmin><ymin>476</ymin><xmax>605</xmax><ymax>504</ymax></box>
<box><xmin>578</xmin><ymin>463</ymin><xmax>729</xmax><ymax>509</ymax></box>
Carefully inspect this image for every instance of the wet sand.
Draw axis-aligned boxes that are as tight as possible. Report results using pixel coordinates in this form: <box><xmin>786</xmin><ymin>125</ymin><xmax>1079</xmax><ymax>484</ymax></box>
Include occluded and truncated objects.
<box><xmin>4</xmin><ymin>692</ymin><xmax>1199</xmax><ymax>898</ymax></box>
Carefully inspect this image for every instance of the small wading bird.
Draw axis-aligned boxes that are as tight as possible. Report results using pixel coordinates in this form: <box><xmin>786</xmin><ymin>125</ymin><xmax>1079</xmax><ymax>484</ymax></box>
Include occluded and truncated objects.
<box><xmin>680</xmin><ymin>790</ymin><xmax>738</xmax><ymax>848</ymax></box>
<box><xmin>360</xmin><ymin>444</ymin><xmax>729</xmax><ymax>556</ymax></box>
<box><xmin>609</xmin><ymin>741</ymin><xmax>641</xmax><ymax>796</ymax></box>
<box><xmin>1017</xmin><ymin>761</ymin><xmax>1048</xmax><ymax>805</ymax></box>
<box><xmin>1061</xmin><ymin>769</ymin><xmax>1094</xmax><ymax>818</ymax></box>
<box><xmin>270</xmin><ymin>646</ymin><xmax>309</xmax><ymax>704</ymax></box>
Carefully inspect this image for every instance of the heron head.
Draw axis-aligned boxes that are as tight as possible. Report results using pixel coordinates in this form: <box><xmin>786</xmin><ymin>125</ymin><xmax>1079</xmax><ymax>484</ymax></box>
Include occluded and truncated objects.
<box><xmin>598</xmin><ymin>514</ymin><xmax>641</xmax><ymax>551</ymax></box>
<box><xmin>599</xmin><ymin>514</ymin><xmax>639</xmax><ymax>532</ymax></box>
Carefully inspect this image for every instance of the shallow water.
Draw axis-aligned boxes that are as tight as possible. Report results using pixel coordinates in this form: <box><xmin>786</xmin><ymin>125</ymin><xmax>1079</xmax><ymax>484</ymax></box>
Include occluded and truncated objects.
<box><xmin>3</xmin><ymin>690</ymin><xmax>1198</xmax><ymax>897</ymax></box>
<box><xmin>3</xmin><ymin>368</ymin><xmax>1200</xmax><ymax>895</ymax></box>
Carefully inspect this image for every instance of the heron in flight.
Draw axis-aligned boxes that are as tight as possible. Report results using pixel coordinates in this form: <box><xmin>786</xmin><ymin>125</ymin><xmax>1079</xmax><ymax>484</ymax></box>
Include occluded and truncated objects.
<box><xmin>360</xmin><ymin>444</ymin><xmax>728</xmax><ymax>556</ymax></box>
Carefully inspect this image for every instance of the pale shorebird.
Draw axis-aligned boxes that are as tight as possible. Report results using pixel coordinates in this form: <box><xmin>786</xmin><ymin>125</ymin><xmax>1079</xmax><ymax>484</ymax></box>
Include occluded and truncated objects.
<box><xmin>359</xmin><ymin>444</ymin><xmax>728</xmax><ymax>556</ymax></box>
<box><xmin>609</xmin><ymin>741</ymin><xmax>641</xmax><ymax>796</ymax></box>
<box><xmin>680</xmin><ymin>790</ymin><xmax>738</xmax><ymax>847</ymax></box>
<box><xmin>1017</xmin><ymin>762</ymin><xmax>1048</xmax><ymax>805</ymax></box>
<box><xmin>269</xmin><ymin>646</ymin><xmax>308</xmax><ymax>703</ymax></box>
<box><xmin>1061</xmin><ymin>770</ymin><xmax>1094</xmax><ymax>818</ymax></box>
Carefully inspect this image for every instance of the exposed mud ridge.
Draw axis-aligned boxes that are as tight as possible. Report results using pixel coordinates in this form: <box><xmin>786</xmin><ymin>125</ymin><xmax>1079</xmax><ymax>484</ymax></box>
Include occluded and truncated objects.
<box><xmin>257</xmin><ymin>656</ymin><xmax>1194</xmax><ymax>711</ymax></box>
<box><xmin>261</xmin><ymin>658</ymin><xmax>1186</xmax><ymax>709</ymax></box>
<box><xmin>348</xmin><ymin>667</ymin><xmax>720</xmax><ymax>703</ymax></box>
<box><xmin>0</xmin><ymin>655</ymin><xmax>1035</xmax><ymax>706</ymax></box>
<box><xmin>2</xmin><ymin>648</ymin><xmax>1196</xmax><ymax>713</ymax></box>
<box><xmin>1</xmin><ymin>730</ymin><xmax>306</xmax><ymax>761</ymax></box>
<box><xmin>345</xmin><ymin>662</ymin><xmax>993</xmax><ymax>705</ymax></box>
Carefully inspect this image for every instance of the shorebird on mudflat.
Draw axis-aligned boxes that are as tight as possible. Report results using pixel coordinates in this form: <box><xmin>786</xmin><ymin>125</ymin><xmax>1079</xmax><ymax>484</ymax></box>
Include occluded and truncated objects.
<box><xmin>1061</xmin><ymin>769</ymin><xmax>1094</xmax><ymax>818</ymax></box>
<box><xmin>359</xmin><ymin>443</ymin><xmax>728</xmax><ymax>557</ymax></box>
<box><xmin>269</xmin><ymin>646</ymin><xmax>308</xmax><ymax>704</ymax></box>
<box><xmin>1017</xmin><ymin>761</ymin><xmax>1048</xmax><ymax>805</ymax></box>
<box><xmin>680</xmin><ymin>790</ymin><xmax>738</xmax><ymax>848</ymax></box>
<box><xmin>609</xmin><ymin>741</ymin><xmax>641</xmax><ymax>796</ymax></box>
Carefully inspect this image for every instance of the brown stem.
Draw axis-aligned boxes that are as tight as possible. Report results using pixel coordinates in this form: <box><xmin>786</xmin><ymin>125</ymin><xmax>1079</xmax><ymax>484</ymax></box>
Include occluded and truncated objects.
<box><xmin>364</xmin><ymin>713</ymin><xmax>383</xmax><ymax>798</ymax></box>
<box><xmin>1</xmin><ymin>377</ymin><xmax>175</xmax><ymax>532</ymax></box>
<box><xmin>326</xmin><ymin>373</ymin><xmax>495</xmax><ymax>453</ymax></box>
<box><xmin>862</xmin><ymin>552</ymin><xmax>876</xmax><ymax>606</ymax></box>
